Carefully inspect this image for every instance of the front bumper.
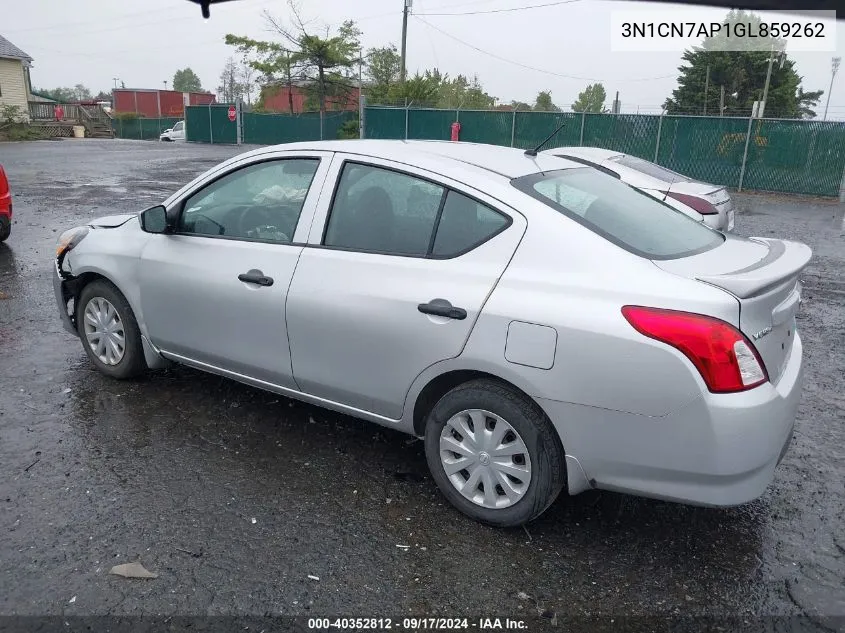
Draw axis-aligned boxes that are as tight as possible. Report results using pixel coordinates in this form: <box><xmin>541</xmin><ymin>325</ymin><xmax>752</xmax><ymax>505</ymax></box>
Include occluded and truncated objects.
<box><xmin>53</xmin><ymin>261</ymin><xmax>80</xmax><ymax>336</ymax></box>
<box><xmin>539</xmin><ymin>331</ymin><xmax>804</xmax><ymax>506</ymax></box>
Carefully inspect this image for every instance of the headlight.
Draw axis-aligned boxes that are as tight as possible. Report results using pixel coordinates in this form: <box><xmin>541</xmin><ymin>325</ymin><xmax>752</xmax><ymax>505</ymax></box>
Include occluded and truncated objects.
<box><xmin>56</xmin><ymin>226</ymin><xmax>89</xmax><ymax>257</ymax></box>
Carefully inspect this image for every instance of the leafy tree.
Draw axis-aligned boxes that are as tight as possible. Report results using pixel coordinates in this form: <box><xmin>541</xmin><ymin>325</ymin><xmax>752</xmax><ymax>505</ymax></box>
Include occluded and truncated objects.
<box><xmin>437</xmin><ymin>73</ymin><xmax>495</xmax><ymax>109</ymax></box>
<box><xmin>93</xmin><ymin>91</ymin><xmax>112</xmax><ymax>102</ymax></box>
<box><xmin>218</xmin><ymin>57</ymin><xmax>246</xmax><ymax>103</ymax></box>
<box><xmin>365</xmin><ymin>44</ymin><xmax>402</xmax><ymax>104</ymax></box>
<box><xmin>228</xmin><ymin>3</ymin><xmax>360</xmax><ymax>116</ymax></box>
<box><xmin>172</xmin><ymin>68</ymin><xmax>203</xmax><ymax>92</ymax></box>
<box><xmin>571</xmin><ymin>84</ymin><xmax>606</xmax><ymax>113</ymax></box>
<box><xmin>510</xmin><ymin>101</ymin><xmax>532</xmax><ymax>111</ymax></box>
<box><xmin>534</xmin><ymin>90</ymin><xmax>561</xmax><ymax>112</ymax></box>
<box><xmin>34</xmin><ymin>85</ymin><xmax>92</xmax><ymax>102</ymax></box>
<box><xmin>387</xmin><ymin>71</ymin><xmax>440</xmax><ymax>104</ymax></box>
<box><xmin>664</xmin><ymin>10</ymin><xmax>824</xmax><ymax>118</ymax></box>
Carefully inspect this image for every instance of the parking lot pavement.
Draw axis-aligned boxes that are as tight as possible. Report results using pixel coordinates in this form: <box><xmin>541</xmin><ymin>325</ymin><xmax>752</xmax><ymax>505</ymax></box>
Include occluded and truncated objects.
<box><xmin>0</xmin><ymin>140</ymin><xmax>843</xmax><ymax>625</ymax></box>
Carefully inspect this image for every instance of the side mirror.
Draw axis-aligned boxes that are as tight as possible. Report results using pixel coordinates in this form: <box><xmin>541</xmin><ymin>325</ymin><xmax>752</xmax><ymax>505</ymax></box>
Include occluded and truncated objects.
<box><xmin>140</xmin><ymin>205</ymin><xmax>170</xmax><ymax>234</ymax></box>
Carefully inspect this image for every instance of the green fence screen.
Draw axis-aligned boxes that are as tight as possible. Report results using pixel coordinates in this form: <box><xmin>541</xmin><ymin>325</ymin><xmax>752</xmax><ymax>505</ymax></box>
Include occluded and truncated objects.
<box><xmin>363</xmin><ymin>107</ymin><xmax>845</xmax><ymax>196</ymax></box>
<box><xmin>186</xmin><ymin>105</ymin><xmax>237</xmax><ymax>144</ymax></box>
<box><xmin>112</xmin><ymin>117</ymin><xmax>181</xmax><ymax>140</ymax></box>
<box><xmin>243</xmin><ymin>111</ymin><xmax>355</xmax><ymax>144</ymax></box>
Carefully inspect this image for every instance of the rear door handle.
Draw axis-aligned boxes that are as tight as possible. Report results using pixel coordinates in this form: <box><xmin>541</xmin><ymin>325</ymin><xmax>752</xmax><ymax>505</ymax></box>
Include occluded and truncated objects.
<box><xmin>418</xmin><ymin>299</ymin><xmax>467</xmax><ymax>320</ymax></box>
<box><xmin>238</xmin><ymin>269</ymin><xmax>274</xmax><ymax>287</ymax></box>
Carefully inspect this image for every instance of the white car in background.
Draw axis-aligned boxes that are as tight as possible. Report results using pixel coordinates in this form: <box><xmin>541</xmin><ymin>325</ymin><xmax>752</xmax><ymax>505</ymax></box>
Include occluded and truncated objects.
<box><xmin>160</xmin><ymin>120</ymin><xmax>186</xmax><ymax>142</ymax></box>
<box><xmin>542</xmin><ymin>147</ymin><xmax>735</xmax><ymax>232</ymax></box>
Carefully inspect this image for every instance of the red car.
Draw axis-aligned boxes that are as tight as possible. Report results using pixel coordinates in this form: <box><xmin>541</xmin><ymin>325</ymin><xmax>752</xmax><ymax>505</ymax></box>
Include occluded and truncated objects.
<box><xmin>0</xmin><ymin>164</ymin><xmax>11</xmax><ymax>242</ymax></box>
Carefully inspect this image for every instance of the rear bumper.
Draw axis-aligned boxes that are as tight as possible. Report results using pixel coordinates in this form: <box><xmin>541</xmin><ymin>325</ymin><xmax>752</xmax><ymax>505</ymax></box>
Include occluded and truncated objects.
<box><xmin>539</xmin><ymin>331</ymin><xmax>804</xmax><ymax>506</ymax></box>
<box><xmin>53</xmin><ymin>262</ymin><xmax>80</xmax><ymax>336</ymax></box>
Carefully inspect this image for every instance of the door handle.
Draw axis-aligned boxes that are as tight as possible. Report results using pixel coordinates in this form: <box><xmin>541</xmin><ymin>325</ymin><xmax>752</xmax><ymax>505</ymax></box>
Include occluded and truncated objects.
<box><xmin>238</xmin><ymin>269</ymin><xmax>274</xmax><ymax>287</ymax></box>
<box><xmin>418</xmin><ymin>299</ymin><xmax>467</xmax><ymax>320</ymax></box>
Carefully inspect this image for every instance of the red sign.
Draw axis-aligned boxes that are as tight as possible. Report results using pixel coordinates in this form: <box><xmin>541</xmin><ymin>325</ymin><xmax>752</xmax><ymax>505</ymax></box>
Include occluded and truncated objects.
<box><xmin>227</xmin><ymin>105</ymin><xmax>237</xmax><ymax>122</ymax></box>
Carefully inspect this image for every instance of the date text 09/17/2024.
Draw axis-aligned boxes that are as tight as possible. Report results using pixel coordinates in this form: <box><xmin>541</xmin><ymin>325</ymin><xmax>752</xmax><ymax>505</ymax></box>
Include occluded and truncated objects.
<box><xmin>307</xmin><ymin>617</ymin><xmax>528</xmax><ymax>630</ymax></box>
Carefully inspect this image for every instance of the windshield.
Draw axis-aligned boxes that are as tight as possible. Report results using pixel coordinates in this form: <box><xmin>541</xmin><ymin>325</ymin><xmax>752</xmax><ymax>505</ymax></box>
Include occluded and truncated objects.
<box><xmin>610</xmin><ymin>156</ymin><xmax>691</xmax><ymax>183</ymax></box>
<box><xmin>512</xmin><ymin>168</ymin><xmax>723</xmax><ymax>260</ymax></box>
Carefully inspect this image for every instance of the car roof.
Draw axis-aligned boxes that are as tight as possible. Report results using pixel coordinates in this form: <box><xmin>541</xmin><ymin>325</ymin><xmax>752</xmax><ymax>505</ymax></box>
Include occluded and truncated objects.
<box><xmin>238</xmin><ymin>140</ymin><xmax>579</xmax><ymax>180</ymax></box>
<box><xmin>540</xmin><ymin>146</ymin><xmax>625</xmax><ymax>163</ymax></box>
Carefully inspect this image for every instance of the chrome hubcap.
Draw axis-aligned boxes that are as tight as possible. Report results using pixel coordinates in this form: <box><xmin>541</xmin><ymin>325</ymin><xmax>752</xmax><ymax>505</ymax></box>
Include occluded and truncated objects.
<box><xmin>439</xmin><ymin>409</ymin><xmax>532</xmax><ymax>509</ymax></box>
<box><xmin>83</xmin><ymin>297</ymin><xmax>125</xmax><ymax>366</ymax></box>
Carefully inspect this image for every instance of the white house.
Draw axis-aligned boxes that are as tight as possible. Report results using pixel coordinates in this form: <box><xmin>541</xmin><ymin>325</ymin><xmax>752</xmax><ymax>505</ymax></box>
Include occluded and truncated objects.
<box><xmin>0</xmin><ymin>34</ymin><xmax>34</xmax><ymax>122</ymax></box>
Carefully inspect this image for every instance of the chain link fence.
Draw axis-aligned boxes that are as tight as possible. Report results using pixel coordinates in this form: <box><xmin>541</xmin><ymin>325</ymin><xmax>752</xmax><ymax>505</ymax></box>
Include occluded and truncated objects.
<box><xmin>364</xmin><ymin>106</ymin><xmax>845</xmax><ymax>197</ymax></box>
<box><xmin>112</xmin><ymin>117</ymin><xmax>182</xmax><ymax>140</ymax></box>
<box><xmin>184</xmin><ymin>105</ymin><xmax>356</xmax><ymax>145</ymax></box>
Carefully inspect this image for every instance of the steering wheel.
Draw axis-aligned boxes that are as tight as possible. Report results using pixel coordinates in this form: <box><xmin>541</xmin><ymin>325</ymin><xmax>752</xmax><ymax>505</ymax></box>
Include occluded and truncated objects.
<box><xmin>236</xmin><ymin>206</ymin><xmax>289</xmax><ymax>242</ymax></box>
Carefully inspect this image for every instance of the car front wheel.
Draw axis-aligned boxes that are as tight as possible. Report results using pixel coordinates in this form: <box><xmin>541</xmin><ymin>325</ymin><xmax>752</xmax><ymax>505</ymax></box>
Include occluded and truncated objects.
<box><xmin>76</xmin><ymin>279</ymin><xmax>146</xmax><ymax>379</ymax></box>
<box><xmin>0</xmin><ymin>216</ymin><xmax>10</xmax><ymax>242</ymax></box>
<box><xmin>424</xmin><ymin>379</ymin><xmax>566</xmax><ymax>527</ymax></box>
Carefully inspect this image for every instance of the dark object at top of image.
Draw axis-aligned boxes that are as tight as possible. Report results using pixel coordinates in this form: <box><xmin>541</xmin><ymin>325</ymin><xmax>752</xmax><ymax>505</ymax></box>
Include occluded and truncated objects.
<box><xmin>188</xmin><ymin>0</ymin><xmax>240</xmax><ymax>19</ymax></box>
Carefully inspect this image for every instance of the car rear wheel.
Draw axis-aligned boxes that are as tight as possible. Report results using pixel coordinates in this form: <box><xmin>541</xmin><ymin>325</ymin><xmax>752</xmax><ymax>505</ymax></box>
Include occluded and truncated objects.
<box><xmin>0</xmin><ymin>216</ymin><xmax>10</xmax><ymax>242</ymax></box>
<box><xmin>76</xmin><ymin>279</ymin><xmax>146</xmax><ymax>379</ymax></box>
<box><xmin>424</xmin><ymin>379</ymin><xmax>565</xmax><ymax>527</ymax></box>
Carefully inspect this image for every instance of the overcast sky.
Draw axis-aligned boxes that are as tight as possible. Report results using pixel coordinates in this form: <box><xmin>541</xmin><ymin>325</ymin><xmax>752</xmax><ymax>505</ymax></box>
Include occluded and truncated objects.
<box><xmin>2</xmin><ymin>0</ymin><xmax>843</xmax><ymax>118</ymax></box>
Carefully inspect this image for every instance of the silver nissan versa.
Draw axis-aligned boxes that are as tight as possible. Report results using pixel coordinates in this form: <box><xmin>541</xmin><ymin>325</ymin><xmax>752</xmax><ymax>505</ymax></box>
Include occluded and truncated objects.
<box><xmin>53</xmin><ymin>140</ymin><xmax>809</xmax><ymax>526</ymax></box>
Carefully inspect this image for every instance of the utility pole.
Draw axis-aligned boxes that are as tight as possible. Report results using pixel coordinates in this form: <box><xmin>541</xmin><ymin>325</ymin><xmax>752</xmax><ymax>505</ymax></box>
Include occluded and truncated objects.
<box><xmin>823</xmin><ymin>57</ymin><xmax>841</xmax><ymax>121</ymax></box>
<box><xmin>400</xmin><ymin>0</ymin><xmax>412</xmax><ymax>82</ymax></box>
<box><xmin>760</xmin><ymin>44</ymin><xmax>776</xmax><ymax>119</ymax></box>
<box><xmin>163</xmin><ymin>80</ymin><xmax>168</xmax><ymax>90</ymax></box>
<box><xmin>719</xmin><ymin>85</ymin><xmax>725</xmax><ymax>116</ymax></box>
<box><xmin>112</xmin><ymin>77</ymin><xmax>119</xmax><ymax>90</ymax></box>
<box><xmin>703</xmin><ymin>64</ymin><xmax>710</xmax><ymax>115</ymax></box>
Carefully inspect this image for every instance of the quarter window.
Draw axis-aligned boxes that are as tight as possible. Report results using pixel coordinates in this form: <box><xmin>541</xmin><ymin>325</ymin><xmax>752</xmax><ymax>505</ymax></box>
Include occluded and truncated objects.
<box><xmin>178</xmin><ymin>159</ymin><xmax>319</xmax><ymax>243</ymax></box>
<box><xmin>324</xmin><ymin>163</ymin><xmax>509</xmax><ymax>257</ymax></box>
<box><xmin>432</xmin><ymin>191</ymin><xmax>509</xmax><ymax>257</ymax></box>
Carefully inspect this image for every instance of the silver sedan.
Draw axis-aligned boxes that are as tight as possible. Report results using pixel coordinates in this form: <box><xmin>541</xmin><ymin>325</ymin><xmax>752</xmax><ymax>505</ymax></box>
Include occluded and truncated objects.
<box><xmin>541</xmin><ymin>146</ymin><xmax>736</xmax><ymax>232</ymax></box>
<box><xmin>53</xmin><ymin>140</ymin><xmax>808</xmax><ymax>526</ymax></box>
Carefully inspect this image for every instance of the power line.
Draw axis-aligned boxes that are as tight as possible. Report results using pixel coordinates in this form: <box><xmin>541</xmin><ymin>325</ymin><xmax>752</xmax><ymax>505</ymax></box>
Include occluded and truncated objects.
<box><xmin>413</xmin><ymin>16</ymin><xmax>677</xmax><ymax>83</ymax></box>
<box><xmin>416</xmin><ymin>0</ymin><xmax>582</xmax><ymax>16</ymax></box>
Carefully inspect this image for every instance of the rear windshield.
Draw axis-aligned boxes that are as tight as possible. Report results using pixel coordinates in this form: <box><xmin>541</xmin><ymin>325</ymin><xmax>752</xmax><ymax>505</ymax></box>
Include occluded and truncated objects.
<box><xmin>610</xmin><ymin>155</ymin><xmax>691</xmax><ymax>183</ymax></box>
<box><xmin>512</xmin><ymin>168</ymin><xmax>723</xmax><ymax>260</ymax></box>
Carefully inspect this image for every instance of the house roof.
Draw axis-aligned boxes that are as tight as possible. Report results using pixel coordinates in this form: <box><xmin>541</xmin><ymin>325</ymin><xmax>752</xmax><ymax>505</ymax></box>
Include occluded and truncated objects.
<box><xmin>0</xmin><ymin>34</ymin><xmax>33</xmax><ymax>64</ymax></box>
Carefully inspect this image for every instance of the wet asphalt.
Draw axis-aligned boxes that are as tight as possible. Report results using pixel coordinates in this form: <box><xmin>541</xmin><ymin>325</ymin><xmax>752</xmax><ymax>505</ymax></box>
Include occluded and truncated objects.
<box><xmin>0</xmin><ymin>139</ymin><xmax>843</xmax><ymax>629</ymax></box>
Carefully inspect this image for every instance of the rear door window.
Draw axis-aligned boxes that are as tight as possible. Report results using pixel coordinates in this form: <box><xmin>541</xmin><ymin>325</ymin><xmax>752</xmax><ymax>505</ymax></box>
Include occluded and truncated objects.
<box><xmin>512</xmin><ymin>168</ymin><xmax>723</xmax><ymax>260</ymax></box>
<box><xmin>323</xmin><ymin>163</ymin><xmax>510</xmax><ymax>258</ymax></box>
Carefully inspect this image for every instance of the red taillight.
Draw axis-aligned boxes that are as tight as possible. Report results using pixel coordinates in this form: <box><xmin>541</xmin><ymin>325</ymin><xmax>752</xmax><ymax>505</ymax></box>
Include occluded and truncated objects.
<box><xmin>0</xmin><ymin>166</ymin><xmax>8</xmax><ymax>196</ymax></box>
<box><xmin>662</xmin><ymin>191</ymin><xmax>719</xmax><ymax>215</ymax></box>
<box><xmin>622</xmin><ymin>306</ymin><xmax>768</xmax><ymax>393</ymax></box>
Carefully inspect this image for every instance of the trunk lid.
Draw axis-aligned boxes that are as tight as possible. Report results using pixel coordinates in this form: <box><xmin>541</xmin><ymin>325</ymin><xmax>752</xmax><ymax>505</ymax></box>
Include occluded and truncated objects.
<box><xmin>654</xmin><ymin>235</ymin><xmax>811</xmax><ymax>383</ymax></box>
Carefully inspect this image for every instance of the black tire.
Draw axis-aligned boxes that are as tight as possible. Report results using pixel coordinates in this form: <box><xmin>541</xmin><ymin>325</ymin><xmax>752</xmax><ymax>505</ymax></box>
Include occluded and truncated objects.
<box><xmin>424</xmin><ymin>379</ymin><xmax>566</xmax><ymax>527</ymax></box>
<box><xmin>76</xmin><ymin>279</ymin><xmax>146</xmax><ymax>379</ymax></box>
<box><xmin>0</xmin><ymin>216</ymin><xmax>10</xmax><ymax>242</ymax></box>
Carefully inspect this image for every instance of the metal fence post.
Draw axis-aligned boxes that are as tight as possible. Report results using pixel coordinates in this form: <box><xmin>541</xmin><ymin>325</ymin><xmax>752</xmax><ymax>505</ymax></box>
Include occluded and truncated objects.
<box><xmin>579</xmin><ymin>111</ymin><xmax>585</xmax><ymax>146</ymax></box>
<box><xmin>738</xmin><ymin>115</ymin><xmax>754</xmax><ymax>191</ymax></box>
<box><xmin>359</xmin><ymin>94</ymin><xmax>366</xmax><ymax>139</ymax></box>
<box><xmin>208</xmin><ymin>104</ymin><xmax>214</xmax><ymax>144</ymax></box>
<box><xmin>511</xmin><ymin>110</ymin><xmax>516</xmax><ymax>147</ymax></box>
<box><xmin>455</xmin><ymin>109</ymin><xmax>460</xmax><ymax>123</ymax></box>
<box><xmin>654</xmin><ymin>114</ymin><xmax>663</xmax><ymax>163</ymax></box>
<box><xmin>236</xmin><ymin>99</ymin><xmax>242</xmax><ymax>145</ymax></box>
<box><xmin>404</xmin><ymin>105</ymin><xmax>409</xmax><ymax>140</ymax></box>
